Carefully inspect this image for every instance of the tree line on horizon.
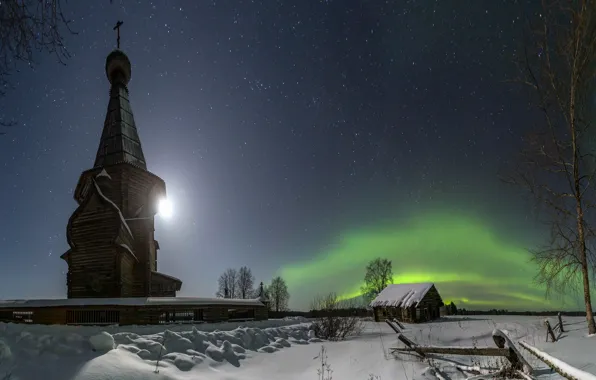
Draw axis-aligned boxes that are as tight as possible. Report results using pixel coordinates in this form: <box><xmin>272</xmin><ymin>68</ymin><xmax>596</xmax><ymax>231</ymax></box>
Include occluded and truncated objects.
<box><xmin>214</xmin><ymin>266</ymin><xmax>290</xmax><ymax>312</ymax></box>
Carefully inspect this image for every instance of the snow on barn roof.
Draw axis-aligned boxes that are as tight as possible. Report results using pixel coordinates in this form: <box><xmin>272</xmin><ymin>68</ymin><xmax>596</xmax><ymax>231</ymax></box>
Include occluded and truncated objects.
<box><xmin>369</xmin><ymin>282</ymin><xmax>435</xmax><ymax>308</ymax></box>
<box><xmin>0</xmin><ymin>297</ymin><xmax>265</xmax><ymax>309</ymax></box>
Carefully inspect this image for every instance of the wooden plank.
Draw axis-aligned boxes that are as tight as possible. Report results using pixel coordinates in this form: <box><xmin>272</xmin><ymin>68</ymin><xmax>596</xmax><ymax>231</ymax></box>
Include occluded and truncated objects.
<box><xmin>385</xmin><ymin>319</ymin><xmax>401</xmax><ymax>334</ymax></box>
<box><xmin>558</xmin><ymin>313</ymin><xmax>565</xmax><ymax>333</ymax></box>
<box><xmin>392</xmin><ymin>318</ymin><xmax>405</xmax><ymax>329</ymax></box>
<box><xmin>544</xmin><ymin>320</ymin><xmax>557</xmax><ymax>342</ymax></box>
<box><xmin>391</xmin><ymin>346</ymin><xmax>510</xmax><ymax>357</ymax></box>
<box><xmin>492</xmin><ymin>329</ymin><xmax>531</xmax><ymax>373</ymax></box>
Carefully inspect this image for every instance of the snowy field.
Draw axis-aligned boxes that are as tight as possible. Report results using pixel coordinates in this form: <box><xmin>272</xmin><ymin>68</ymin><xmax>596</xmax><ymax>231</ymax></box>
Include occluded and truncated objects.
<box><xmin>0</xmin><ymin>315</ymin><xmax>594</xmax><ymax>380</ymax></box>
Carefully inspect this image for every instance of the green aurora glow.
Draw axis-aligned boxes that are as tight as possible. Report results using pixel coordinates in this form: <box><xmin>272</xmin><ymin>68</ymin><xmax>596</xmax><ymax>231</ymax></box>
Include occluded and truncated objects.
<box><xmin>281</xmin><ymin>212</ymin><xmax>592</xmax><ymax>311</ymax></box>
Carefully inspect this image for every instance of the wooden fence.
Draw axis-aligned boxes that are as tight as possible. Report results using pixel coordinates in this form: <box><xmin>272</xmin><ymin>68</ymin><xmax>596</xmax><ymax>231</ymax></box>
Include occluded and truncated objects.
<box><xmin>386</xmin><ymin>314</ymin><xmax>596</xmax><ymax>380</ymax></box>
<box><xmin>543</xmin><ymin>312</ymin><xmax>565</xmax><ymax>342</ymax></box>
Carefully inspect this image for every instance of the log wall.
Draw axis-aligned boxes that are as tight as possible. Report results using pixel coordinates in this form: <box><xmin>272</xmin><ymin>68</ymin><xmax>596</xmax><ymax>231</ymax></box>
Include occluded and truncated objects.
<box><xmin>203</xmin><ymin>307</ymin><xmax>229</xmax><ymax>322</ymax></box>
<box><xmin>0</xmin><ymin>304</ymin><xmax>267</xmax><ymax>325</ymax></box>
<box><xmin>254</xmin><ymin>307</ymin><xmax>268</xmax><ymax>320</ymax></box>
<box><xmin>66</xmin><ymin>164</ymin><xmax>171</xmax><ymax>300</ymax></box>
<box><xmin>119</xmin><ymin>251</ymin><xmax>137</xmax><ymax>297</ymax></box>
<box><xmin>67</xmin><ymin>191</ymin><xmax>121</xmax><ymax>298</ymax></box>
<box><xmin>416</xmin><ymin>285</ymin><xmax>443</xmax><ymax>322</ymax></box>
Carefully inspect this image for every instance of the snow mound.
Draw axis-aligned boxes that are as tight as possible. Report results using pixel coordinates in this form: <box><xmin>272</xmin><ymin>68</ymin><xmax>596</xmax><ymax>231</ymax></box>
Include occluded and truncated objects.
<box><xmin>0</xmin><ymin>339</ymin><xmax>11</xmax><ymax>360</ymax></box>
<box><xmin>89</xmin><ymin>331</ymin><xmax>114</xmax><ymax>351</ymax></box>
<box><xmin>0</xmin><ymin>318</ymin><xmax>310</xmax><ymax>380</ymax></box>
<box><xmin>97</xmin><ymin>323</ymin><xmax>313</xmax><ymax>374</ymax></box>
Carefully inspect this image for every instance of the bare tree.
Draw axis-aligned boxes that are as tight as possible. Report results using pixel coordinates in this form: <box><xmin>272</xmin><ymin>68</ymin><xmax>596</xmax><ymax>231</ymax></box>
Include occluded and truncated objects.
<box><xmin>310</xmin><ymin>293</ymin><xmax>363</xmax><ymax>341</ymax></box>
<box><xmin>0</xmin><ymin>0</ymin><xmax>75</xmax><ymax>129</ymax></box>
<box><xmin>216</xmin><ymin>268</ymin><xmax>238</xmax><ymax>298</ymax></box>
<box><xmin>268</xmin><ymin>276</ymin><xmax>289</xmax><ymax>312</ymax></box>
<box><xmin>507</xmin><ymin>0</ymin><xmax>596</xmax><ymax>334</ymax></box>
<box><xmin>236</xmin><ymin>266</ymin><xmax>255</xmax><ymax>299</ymax></box>
<box><xmin>360</xmin><ymin>258</ymin><xmax>393</xmax><ymax>302</ymax></box>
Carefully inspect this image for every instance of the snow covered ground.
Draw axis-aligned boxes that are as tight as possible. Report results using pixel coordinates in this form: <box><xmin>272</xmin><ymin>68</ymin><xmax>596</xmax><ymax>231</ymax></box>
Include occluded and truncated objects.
<box><xmin>0</xmin><ymin>315</ymin><xmax>593</xmax><ymax>380</ymax></box>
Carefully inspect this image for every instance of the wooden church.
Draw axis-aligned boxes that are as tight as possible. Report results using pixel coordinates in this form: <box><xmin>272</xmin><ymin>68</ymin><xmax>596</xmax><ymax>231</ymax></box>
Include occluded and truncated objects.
<box><xmin>60</xmin><ymin>48</ymin><xmax>182</xmax><ymax>299</ymax></box>
<box><xmin>0</xmin><ymin>25</ymin><xmax>268</xmax><ymax>325</ymax></box>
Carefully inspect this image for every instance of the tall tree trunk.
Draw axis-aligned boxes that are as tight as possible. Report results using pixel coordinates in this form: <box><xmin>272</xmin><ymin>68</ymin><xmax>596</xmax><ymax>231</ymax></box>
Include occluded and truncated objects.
<box><xmin>571</xmin><ymin>74</ymin><xmax>596</xmax><ymax>334</ymax></box>
<box><xmin>576</xmin><ymin>202</ymin><xmax>596</xmax><ymax>334</ymax></box>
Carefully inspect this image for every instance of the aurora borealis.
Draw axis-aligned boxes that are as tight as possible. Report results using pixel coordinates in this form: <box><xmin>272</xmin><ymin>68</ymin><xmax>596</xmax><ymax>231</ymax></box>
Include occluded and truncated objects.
<box><xmin>281</xmin><ymin>211</ymin><xmax>588</xmax><ymax>312</ymax></box>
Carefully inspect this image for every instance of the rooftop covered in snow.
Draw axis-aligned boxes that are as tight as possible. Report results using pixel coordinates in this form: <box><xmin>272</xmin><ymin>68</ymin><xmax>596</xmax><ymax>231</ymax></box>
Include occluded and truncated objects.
<box><xmin>369</xmin><ymin>282</ymin><xmax>436</xmax><ymax>308</ymax></box>
<box><xmin>0</xmin><ymin>297</ymin><xmax>265</xmax><ymax>309</ymax></box>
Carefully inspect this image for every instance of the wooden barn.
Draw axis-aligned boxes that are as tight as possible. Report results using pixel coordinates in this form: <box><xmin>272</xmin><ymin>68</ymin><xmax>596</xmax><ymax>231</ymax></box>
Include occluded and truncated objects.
<box><xmin>370</xmin><ymin>283</ymin><xmax>444</xmax><ymax>323</ymax></box>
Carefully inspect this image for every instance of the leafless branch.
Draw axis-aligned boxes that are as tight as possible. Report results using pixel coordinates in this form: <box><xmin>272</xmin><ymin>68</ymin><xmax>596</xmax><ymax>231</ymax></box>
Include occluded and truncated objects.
<box><xmin>310</xmin><ymin>293</ymin><xmax>363</xmax><ymax>341</ymax></box>
<box><xmin>0</xmin><ymin>0</ymin><xmax>76</xmax><ymax>129</ymax></box>
<box><xmin>505</xmin><ymin>0</ymin><xmax>596</xmax><ymax>334</ymax></box>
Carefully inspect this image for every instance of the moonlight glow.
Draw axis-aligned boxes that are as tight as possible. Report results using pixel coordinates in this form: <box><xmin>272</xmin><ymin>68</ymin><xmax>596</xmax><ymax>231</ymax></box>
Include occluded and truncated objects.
<box><xmin>157</xmin><ymin>198</ymin><xmax>173</xmax><ymax>219</ymax></box>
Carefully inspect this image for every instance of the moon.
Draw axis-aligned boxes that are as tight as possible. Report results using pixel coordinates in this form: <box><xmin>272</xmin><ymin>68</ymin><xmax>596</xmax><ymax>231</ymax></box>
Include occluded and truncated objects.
<box><xmin>157</xmin><ymin>198</ymin><xmax>173</xmax><ymax>219</ymax></box>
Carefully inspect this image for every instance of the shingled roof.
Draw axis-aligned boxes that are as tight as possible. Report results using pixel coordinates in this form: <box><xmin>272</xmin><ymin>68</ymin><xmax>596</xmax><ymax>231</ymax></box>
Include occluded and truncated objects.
<box><xmin>369</xmin><ymin>282</ymin><xmax>435</xmax><ymax>308</ymax></box>
<box><xmin>94</xmin><ymin>49</ymin><xmax>147</xmax><ymax>170</ymax></box>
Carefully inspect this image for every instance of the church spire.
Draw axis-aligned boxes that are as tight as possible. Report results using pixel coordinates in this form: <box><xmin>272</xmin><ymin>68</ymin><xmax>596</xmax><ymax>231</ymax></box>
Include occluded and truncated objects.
<box><xmin>94</xmin><ymin>21</ymin><xmax>147</xmax><ymax>170</ymax></box>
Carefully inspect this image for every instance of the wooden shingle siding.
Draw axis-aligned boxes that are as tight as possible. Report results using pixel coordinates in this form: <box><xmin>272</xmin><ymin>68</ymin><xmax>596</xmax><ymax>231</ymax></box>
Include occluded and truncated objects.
<box><xmin>63</xmin><ymin>163</ymin><xmax>181</xmax><ymax>299</ymax></box>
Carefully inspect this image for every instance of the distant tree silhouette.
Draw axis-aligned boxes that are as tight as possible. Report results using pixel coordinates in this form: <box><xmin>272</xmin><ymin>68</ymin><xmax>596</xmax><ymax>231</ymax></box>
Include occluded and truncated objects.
<box><xmin>360</xmin><ymin>258</ymin><xmax>393</xmax><ymax>302</ymax></box>
<box><xmin>216</xmin><ymin>268</ymin><xmax>238</xmax><ymax>298</ymax></box>
<box><xmin>268</xmin><ymin>276</ymin><xmax>289</xmax><ymax>312</ymax></box>
<box><xmin>236</xmin><ymin>266</ymin><xmax>255</xmax><ymax>299</ymax></box>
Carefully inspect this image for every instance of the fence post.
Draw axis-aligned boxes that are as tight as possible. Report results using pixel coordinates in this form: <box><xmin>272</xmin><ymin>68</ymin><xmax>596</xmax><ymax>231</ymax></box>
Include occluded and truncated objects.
<box><xmin>544</xmin><ymin>320</ymin><xmax>557</xmax><ymax>342</ymax></box>
<box><xmin>557</xmin><ymin>312</ymin><xmax>565</xmax><ymax>333</ymax></box>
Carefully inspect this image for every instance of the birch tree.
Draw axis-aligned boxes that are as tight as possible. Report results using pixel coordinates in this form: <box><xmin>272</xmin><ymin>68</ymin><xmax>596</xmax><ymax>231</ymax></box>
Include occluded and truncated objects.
<box><xmin>509</xmin><ymin>0</ymin><xmax>596</xmax><ymax>334</ymax></box>
<box><xmin>268</xmin><ymin>276</ymin><xmax>289</xmax><ymax>312</ymax></box>
<box><xmin>360</xmin><ymin>258</ymin><xmax>393</xmax><ymax>302</ymax></box>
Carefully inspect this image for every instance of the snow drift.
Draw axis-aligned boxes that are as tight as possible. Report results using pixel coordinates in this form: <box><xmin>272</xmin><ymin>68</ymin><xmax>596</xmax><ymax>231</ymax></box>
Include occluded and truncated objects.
<box><xmin>0</xmin><ymin>319</ymin><xmax>313</xmax><ymax>380</ymax></box>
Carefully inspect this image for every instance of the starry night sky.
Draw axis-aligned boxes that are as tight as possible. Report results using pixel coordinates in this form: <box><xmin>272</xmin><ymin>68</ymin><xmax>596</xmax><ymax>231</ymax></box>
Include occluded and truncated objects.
<box><xmin>1</xmin><ymin>0</ymin><xmax>581</xmax><ymax>311</ymax></box>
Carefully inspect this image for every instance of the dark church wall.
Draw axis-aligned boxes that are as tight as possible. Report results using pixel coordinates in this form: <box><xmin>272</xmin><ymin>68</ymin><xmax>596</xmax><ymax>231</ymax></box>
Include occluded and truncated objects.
<box><xmin>118</xmin><ymin>251</ymin><xmax>137</xmax><ymax>297</ymax></box>
<box><xmin>66</xmin><ymin>177</ymin><xmax>128</xmax><ymax>298</ymax></box>
<box><xmin>112</xmin><ymin>164</ymin><xmax>167</xmax><ymax>296</ymax></box>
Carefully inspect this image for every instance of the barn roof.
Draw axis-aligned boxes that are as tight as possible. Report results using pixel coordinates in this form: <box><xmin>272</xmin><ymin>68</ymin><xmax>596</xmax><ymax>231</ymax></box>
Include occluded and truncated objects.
<box><xmin>369</xmin><ymin>282</ymin><xmax>435</xmax><ymax>308</ymax></box>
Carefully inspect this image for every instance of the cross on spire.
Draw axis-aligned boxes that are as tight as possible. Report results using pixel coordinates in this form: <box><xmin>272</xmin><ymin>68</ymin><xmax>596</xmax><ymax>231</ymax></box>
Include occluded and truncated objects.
<box><xmin>113</xmin><ymin>20</ymin><xmax>124</xmax><ymax>49</ymax></box>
